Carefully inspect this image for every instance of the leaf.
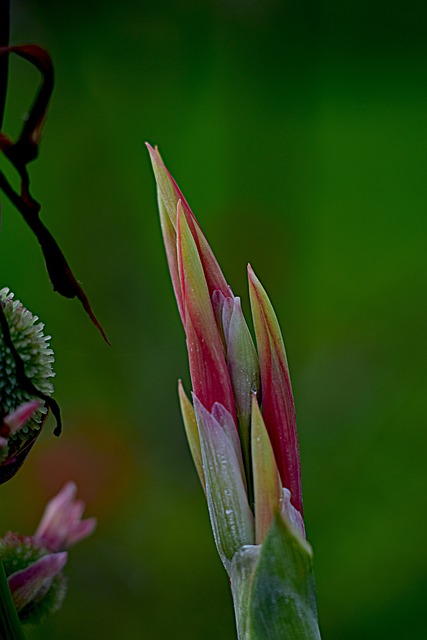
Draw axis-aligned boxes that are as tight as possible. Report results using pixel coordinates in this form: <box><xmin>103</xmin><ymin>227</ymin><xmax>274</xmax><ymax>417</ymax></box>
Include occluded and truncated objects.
<box><xmin>248</xmin><ymin>265</ymin><xmax>302</xmax><ymax>515</ymax></box>
<box><xmin>146</xmin><ymin>143</ymin><xmax>232</xmax><ymax>299</ymax></box>
<box><xmin>251</xmin><ymin>396</ymin><xmax>281</xmax><ymax>544</ymax></box>
<box><xmin>178</xmin><ymin>205</ymin><xmax>236</xmax><ymax>418</ymax></box>
<box><xmin>193</xmin><ymin>396</ymin><xmax>254</xmax><ymax>570</ymax></box>
<box><xmin>178</xmin><ymin>380</ymin><xmax>205</xmax><ymax>491</ymax></box>
<box><xmin>248</xmin><ymin>512</ymin><xmax>321</xmax><ymax>640</ymax></box>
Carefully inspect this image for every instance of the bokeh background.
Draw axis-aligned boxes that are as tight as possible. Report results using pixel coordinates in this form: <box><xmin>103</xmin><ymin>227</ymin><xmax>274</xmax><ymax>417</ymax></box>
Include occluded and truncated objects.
<box><xmin>1</xmin><ymin>0</ymin><xmax>426</xmax><ymax>638</ymax></box>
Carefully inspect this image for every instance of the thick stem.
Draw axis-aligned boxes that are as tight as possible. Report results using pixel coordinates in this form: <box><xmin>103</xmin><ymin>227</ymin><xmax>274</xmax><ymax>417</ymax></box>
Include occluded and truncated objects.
<box><xmin>229</xmin><ymin>546</ymin><xmax>260</xmax><ymax>640</ymax></box>
<box><xmin>0</xmin><ymin>559</ymin><xmax>26</xmax><ymax>640</ymax></box>
<box><xmin>229</xmin><ymin>517</ymin><xmax>322</xmax><ymax>640</ymax></box>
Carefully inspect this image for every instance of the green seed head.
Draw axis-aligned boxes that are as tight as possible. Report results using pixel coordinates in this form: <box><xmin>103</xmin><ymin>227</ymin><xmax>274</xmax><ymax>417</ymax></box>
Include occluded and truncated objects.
<box><xmin>0</xmin><ymin>287</ymin><xmax>55</xmax><ymax>446</ymax></box>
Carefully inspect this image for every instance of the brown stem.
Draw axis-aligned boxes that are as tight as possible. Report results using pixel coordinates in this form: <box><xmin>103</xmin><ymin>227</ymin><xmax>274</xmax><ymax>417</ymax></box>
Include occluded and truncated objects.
<box><xmin>0</xmin><ymin>0</ymin><xmax>9</xmax><ymax>128</ymax></box>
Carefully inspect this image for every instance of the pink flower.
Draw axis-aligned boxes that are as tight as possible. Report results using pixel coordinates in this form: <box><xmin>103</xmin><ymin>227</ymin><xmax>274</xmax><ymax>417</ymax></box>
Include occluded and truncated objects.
<box><xmin>248</xmin><ymin>265</ymin><xmax>302</xmax><ymax>515</ymax></box>
<box><xmin>1</xmin><ymin>482</ymin><xmax>96</xmax><ymax>623</ymax></box>
<box><xmin>35</xmin><ymin>481</ymin><xmax>97</xmax><ymax>552</ymax></box>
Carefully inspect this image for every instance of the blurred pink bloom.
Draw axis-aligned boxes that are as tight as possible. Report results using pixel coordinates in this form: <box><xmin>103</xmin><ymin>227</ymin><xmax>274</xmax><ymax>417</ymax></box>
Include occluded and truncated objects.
<box><xmin>35</xmin><ymin>481</ymin><xmax>97</xmax><ymax>552</ymax></box>
<box><xmin>8</xmin><ymin>548</ymin><xmax>68</xmax><ymax>613</ymax></box>
<box><xmin>1</xmin><ymin>483</ymin><xmax>96</xmax><ymax>622</ymax></box>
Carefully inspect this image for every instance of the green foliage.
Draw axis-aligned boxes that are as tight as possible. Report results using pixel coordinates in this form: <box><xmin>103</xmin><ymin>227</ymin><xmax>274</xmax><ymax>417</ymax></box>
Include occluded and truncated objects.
<box><xmin>249</xmin><ymin>514</ymin><xmax>320</xmax><ymax>640</ymax></box>
<box><xmin>230</xmin><ymin>514</ymin><xmax>320</xmax><ymax>640</ymax></box>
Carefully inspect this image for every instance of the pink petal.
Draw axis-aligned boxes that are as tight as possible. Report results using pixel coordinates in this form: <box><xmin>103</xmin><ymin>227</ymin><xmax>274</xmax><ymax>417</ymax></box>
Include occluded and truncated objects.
<box><xmin>35</xmin><ymin>482</ymin><xmax>96</xmax><ymax>551</ymax></box>
<box><xmin>248</xmin><ymin>265</ymin><xmax>303</xmax><ymax>516</ymax></box>
<box><xmin>146</xmin><ymin>143</ymin><xmax>232</xmax><ymax>300</ymax></box>
<box><xmin>8</xmin><ymin>552</ymin><xmax>68</xmax><ymax>612</ymax></box>
<box><xmin>64</xmin><ymin>517</ymin><xmax>97</xmax><ymax>548</ymax></box>
<box><xmin>178</xmin><ymin>204</ymin><xmax>236</xmax><ymax>419</ymax></box>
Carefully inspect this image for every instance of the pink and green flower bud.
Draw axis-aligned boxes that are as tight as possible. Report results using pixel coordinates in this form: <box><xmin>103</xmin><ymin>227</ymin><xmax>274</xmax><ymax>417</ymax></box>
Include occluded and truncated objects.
<box><xmin>177</xmin><ymin>205</ymin><xmax>236</xmax><ymax>420</ymax></box>
<box><xmin>178</xmin><ymin>380</ymin><xmax>205</xmax><ymax>491</ymax></box>
<box><xmin>248</xmin><ymin>266</ymin><xmax>303</xmax><ymax>516</ymax></box>
<box><xmin>193</xmin><ymin>396</ymin><xmax>254</xmax><ymax>569</ymax></box>
<box><xmin>251</xmin><ymin>395</ymin><xmax>281</xmax><ymax>545</ymax></box>
<box><xmin>149</xmin><ymin>149</ymin><xmax>321</xmax><ymax>640</ymax></box>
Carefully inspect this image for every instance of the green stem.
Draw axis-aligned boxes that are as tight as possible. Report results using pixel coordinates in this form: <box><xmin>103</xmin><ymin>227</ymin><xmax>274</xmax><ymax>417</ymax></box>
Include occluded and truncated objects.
<box><xmin>230</xmin><ymin>546</ymin><xmax>260</xmax><ymax>640</ymax></box>
<box><xmin>0</xmin><ymin>559</ymin><xmax>26</xmax><ymax>640</ymax></box>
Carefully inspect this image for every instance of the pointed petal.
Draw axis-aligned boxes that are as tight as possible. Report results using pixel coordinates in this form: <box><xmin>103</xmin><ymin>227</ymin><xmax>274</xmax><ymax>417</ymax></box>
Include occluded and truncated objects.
<box><xmin>178</xmin><ymin>380</ymin><xmax>205</xmax><ymax>490</ymax></box>
<box><xmin>35</xmin><ymin>482</ymin><xmax>96</xmax><ymax>551</ymax></box>
<box><xmin>35</xmin><ymin>482</ymin><xmax>76</xmax><ymax>545</ymax></box>
<box><xmin>251</xmin><ymin>395</ymin><xmax>282</xmax><ymax>544</ymax></box>
<box><xmin>226</xmin><ymin>297</ymin><xmax>260</xmax><ymax>466</ymax></box>
<box><xmin>248</xmin><ymin>265</ymin><xmax>303</xmax><ymax>515</ymax></box>
<box><xmin>178</xmin><ymin>204</ymin><xmax>236</xmax><ymax>419</ymax></box>
<box><xmin>8</xmin><ymin>552</ymin><xmax>68</xmax><ymax>612</ymax></box>
<box><xmin>64</xmin><ymin>518</ymin><xmax>97</xmax><ymax>548</ymax></box>
<box><xmin>193</xmin><ymin>396</ymin><xmax>254</xmax><ymax>569</ymax></box>
<box><xmin>146</xmin><ymin>143</ymin><xmax>186</xmax><ymax>231</ymax></box>
<box><xmin>158</xmin><ymin>195</ymin><xmax>184</xmax><ymax>322</ymax></box>
<box><xmin>146</xmin><ymin>143</ymin><xmax>231</xmax><ymax>298</ymax></box>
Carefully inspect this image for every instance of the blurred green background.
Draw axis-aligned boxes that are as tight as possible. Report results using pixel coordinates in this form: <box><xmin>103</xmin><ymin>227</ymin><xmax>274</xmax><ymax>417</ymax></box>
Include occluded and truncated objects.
<box><xmin>1</xmin><ymin>0</ymin><xmax>427</xmax><ymax>637</ymax></box>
